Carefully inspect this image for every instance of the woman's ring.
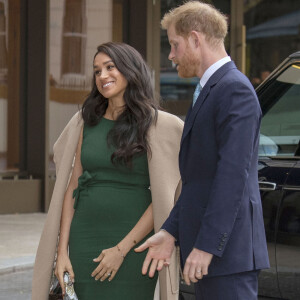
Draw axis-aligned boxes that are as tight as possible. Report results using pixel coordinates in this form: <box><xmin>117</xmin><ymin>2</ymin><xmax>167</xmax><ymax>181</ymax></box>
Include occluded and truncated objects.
<box><xmin>106</xmin><ymin>272</ymin><xmax>111</xmax><ymax>276</ymax></box>
<box><xmin>196</xmin><ymin>269</ymin><xmax>201</xmax><ymax>274</ymax></box>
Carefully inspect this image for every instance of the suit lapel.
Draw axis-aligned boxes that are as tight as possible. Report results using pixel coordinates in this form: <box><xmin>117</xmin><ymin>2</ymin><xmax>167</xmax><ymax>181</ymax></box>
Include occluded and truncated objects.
<box><xmin>180</xmin><ymin>61</ymin><xmax>237</xmax><ymax>146</ymax></box>
<box><xmin>181</xmin><ymin>85</ymin><xmax>211</xmax><ymax>145</ymax></box>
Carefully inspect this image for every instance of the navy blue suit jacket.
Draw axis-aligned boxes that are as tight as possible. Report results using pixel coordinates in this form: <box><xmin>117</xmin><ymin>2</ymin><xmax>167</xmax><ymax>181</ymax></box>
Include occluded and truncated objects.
<box><xmin>162</xmin><ymin>61</ymin><xmax>270</xmax><ymax>277</ymax></box>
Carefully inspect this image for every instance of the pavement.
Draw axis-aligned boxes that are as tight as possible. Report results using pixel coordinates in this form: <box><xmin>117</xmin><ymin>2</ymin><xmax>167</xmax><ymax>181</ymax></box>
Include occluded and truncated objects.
<box><xmin>0</xmin><ymin>213</ymin><xmax>291</xmax><ymax>300</ymax></box>
<box><xmin>0</xmin><ymin>213</ymin><xmax>47</xmax><ymax>275</ymax></box>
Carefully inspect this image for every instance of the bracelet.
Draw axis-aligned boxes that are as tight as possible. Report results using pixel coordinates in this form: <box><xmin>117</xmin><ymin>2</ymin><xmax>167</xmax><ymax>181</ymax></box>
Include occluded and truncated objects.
<box><xmin>116</xmin><ymin>244</ymin><xmax>125</xmax><ymax>259</ymax></box>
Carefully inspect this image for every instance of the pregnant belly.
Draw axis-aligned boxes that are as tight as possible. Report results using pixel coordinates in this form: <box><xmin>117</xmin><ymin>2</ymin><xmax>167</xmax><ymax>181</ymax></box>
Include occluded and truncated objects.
<box><xmin>69</xmin><ymin>186</ymin><xmax>153</xmax><ymax>277</ymax></box>
<box><xmin>70</xmin><ymin>186</ymin><xmax>151</xmax><ymax>240</ymax></box>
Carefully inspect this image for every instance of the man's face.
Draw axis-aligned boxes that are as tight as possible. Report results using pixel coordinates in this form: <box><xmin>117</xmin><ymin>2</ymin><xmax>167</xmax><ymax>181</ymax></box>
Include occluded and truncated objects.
<box><xmin>167</xmin><ymin>24</ymin><xmax>197</xmax><ymax>78</ymax></box>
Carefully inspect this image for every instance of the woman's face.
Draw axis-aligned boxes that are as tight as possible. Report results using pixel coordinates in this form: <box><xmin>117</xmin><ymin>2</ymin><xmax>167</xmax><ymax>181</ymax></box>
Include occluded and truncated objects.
<box><xmin>94</xmin><ymin>52</ymin><xmax>128</xmax><ymax>101</ymax></box>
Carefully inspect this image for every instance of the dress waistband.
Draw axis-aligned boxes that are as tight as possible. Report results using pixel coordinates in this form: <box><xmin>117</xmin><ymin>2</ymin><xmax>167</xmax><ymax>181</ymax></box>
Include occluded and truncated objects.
<box><xmin>72</xmin><ymin>170</ymin><xmax>150</xmax><ymax>209</ymax></box>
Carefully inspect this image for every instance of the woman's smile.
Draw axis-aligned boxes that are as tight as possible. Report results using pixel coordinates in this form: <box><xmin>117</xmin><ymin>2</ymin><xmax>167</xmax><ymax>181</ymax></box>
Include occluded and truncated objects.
<box><xmin>94</xmin><ymin>52</ymin><xmax>128</xmax><ymax>100</ymax></box>
<box><xmin>102</xmin><ymin>81</ymin><xmax>115</xmax><ymax>88</ymax></box>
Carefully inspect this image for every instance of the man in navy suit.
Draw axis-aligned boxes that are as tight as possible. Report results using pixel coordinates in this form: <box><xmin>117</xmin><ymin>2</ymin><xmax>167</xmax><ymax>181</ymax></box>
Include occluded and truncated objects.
<box><xmin>136</xmin><ymin>2</ymin><xmax>269</xmax><ymax>299</ymax></box>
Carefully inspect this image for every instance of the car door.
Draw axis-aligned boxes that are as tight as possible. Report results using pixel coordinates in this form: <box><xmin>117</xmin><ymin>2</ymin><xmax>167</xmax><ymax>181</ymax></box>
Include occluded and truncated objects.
<box><xmin>257</xmin><ymin>54</ymin><xmax>300</xmax><ymax>299</ymax></box>
<box><xmin>276</xmin><ymin>160</ymin><xmax>300</xmax><ymax>300</ymax></box>
<box><xmin>257</xmin><ymin>159</ymin><xmax>293</xmax><ymax>298</ymax></box>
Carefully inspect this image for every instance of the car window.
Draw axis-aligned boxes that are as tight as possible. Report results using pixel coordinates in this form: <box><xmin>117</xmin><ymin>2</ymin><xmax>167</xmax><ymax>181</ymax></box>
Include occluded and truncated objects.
<box><xmin>259</xmin><ymin>64</ymin><xmax>300</xmax><ymax>157</ymax></box>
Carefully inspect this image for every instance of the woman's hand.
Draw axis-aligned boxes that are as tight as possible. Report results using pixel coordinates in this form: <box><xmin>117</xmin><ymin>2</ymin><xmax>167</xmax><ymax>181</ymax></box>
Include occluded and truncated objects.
<box><xmin>91</xmin><ymin>246</ymin><xmax>125</xmax><ymax>282</ymax></box>
<box><xmin>54</xmin><ymin>252</ymin><xmax>75</xmax><ymax>295</ymax></box>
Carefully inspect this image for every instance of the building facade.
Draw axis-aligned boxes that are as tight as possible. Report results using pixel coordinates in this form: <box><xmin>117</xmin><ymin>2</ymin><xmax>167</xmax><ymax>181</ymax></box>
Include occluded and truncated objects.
<box><xmin>1</xmin><ymin>0</ymin><xmax>300</xmax><ymax>213</ymax></box>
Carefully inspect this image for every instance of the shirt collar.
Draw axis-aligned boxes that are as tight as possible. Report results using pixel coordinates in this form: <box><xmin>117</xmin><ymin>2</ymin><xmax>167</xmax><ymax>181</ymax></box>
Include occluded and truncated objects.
<box><xmin>199</xmin><ymin>56</ymin><xmax>231</xmax><ymax>88</ymax></box>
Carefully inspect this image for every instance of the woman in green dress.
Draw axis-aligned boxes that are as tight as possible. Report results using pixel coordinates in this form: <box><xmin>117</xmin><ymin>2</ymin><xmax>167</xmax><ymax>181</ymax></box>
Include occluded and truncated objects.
<box><xmin>54</xmin><ymin>42</ymin><xmax>163</xmax><ymax>299</ymax></box>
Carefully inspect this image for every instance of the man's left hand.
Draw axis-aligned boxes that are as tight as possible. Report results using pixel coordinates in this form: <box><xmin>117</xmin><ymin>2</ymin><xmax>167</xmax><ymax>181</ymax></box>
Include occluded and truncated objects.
<box><xmin>183</xmin><ymin>248</ymin><xmax>213</xmax><ymax>285</ymax></box>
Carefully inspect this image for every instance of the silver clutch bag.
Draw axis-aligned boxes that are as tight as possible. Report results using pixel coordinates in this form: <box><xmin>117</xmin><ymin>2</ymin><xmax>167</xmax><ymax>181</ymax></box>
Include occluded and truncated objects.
<box><xmin>49</xmin><ymin>272</ymin><xmax>78</xmax><ymax>300</ymax></box>
<box><xmin>63</xmin><ymin>272</ymin><xmax>78</xmax><ymax>300</ymax></box>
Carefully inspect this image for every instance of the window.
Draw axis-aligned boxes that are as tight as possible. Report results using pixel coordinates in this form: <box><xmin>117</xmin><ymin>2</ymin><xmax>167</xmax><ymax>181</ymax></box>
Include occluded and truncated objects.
<box><xmin>0</xmin><ymin>0</ymin><xmax>21</xmax><ymax>172</ymax></box>
<box><xmin>259</xmin><ymin>64</ymin><xmax>300</xmax><ymax>157</ymax></box>
<box><xmin>49</xmin><ymin>0</ymin><xmax>113</xmax><ymax>171</ymax></box>
<box><xmin>0</xmin><ymin>0</ymin><xmax>7</xmax><ymax>81</ymax></box>
<box><xmin>245</xmin><ymin>0</ymin><xmax>300</xmax><ymax>88</ymax></box>
<box><xmin>160</xmin><ymin>0</ymin><xmax>230</xmax><ymax>117</ymax></box>
<box><xmin>61</xmin><ymin>0</ymin><xmax>87</xmax><ymax>88</ymax></box>
<box><xmin>0</xmin><ymin>0</ymin><xmax>7</xmax><ymax>171</ymax></box>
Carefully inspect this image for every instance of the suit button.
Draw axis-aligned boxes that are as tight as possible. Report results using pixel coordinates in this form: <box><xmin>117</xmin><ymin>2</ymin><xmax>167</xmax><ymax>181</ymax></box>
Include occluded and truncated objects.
<box><xmin>223</xmin><ymin>233</ymin><xmax>228</xmax><ymax>237</ymax></box>
<box><xmin>220</xmin><ymin>242</ymin><xmax>224</xmax><ymax>246</ymax></box>
<box><xmin>221</xmin><ymin>237</ymin><xmax>226</xmax><ymax>241</ymax></box>
<box><xmin>218</xmin><ymin>246</ymin><xmax>222</xmax><ymax>251</ymax></box>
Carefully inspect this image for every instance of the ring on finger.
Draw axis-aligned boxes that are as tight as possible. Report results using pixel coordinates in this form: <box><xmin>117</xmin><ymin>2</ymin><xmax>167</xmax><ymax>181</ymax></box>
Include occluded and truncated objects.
<box><xmin>196</xmin><ymin>269</ymin><xmax>201</xmax><ymax>274</ymax></box>
<box><xmin>106</xmin><ymin>272</ymin><xmax>111</xmax><ymax>276</ymax></box>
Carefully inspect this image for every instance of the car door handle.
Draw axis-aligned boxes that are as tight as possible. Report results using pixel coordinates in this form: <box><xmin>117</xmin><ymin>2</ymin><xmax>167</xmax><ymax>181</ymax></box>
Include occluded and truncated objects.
<box><xmin>259</xmin><ymin>181</ymin><xmax>277</xmax><ymax>191</ymax></box>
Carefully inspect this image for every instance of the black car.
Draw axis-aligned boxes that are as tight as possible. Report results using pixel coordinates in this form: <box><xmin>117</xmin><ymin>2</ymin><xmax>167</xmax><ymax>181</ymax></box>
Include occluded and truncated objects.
<box><xmin>180</xmin><ymin>51</ymin><xmax>300</xmax><ymax>300</ymax></box>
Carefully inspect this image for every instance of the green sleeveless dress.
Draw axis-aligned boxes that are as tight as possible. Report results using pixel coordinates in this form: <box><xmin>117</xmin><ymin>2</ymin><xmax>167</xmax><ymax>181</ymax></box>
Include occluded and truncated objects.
<box><xmin>69</xmin><ymin>118</ymin><xmax>157</xmax><ymax>299</ymax></box>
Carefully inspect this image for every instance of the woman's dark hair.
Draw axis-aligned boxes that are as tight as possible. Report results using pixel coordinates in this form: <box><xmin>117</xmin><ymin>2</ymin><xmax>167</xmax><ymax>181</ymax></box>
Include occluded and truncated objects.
<box><xmin>82</xmin><ymin>42</ymin><xmax>159</xmax><ymax>166</ymax></box>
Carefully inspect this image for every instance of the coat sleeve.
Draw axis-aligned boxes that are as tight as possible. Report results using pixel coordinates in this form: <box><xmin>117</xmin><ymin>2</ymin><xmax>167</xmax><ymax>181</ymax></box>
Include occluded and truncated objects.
<box><xmin>158</xmin><ymin>116</ymin><xmax>183</xmax><ymax>241</ymax></box>
<box><xmin>148</xmin><ymin>111</ymin><xmax>183</xmax><ymax>298</ymax></box>
<box><xmin>161</xmin><ymin>191</ymin><xmax>182</xmax><ymax>241</ymax></box>
<box><xmin>53</xmin><ymin>112</ymin><xmax>81</xmax><ymax>175</ymax></box>
<box><xmin>194</xmin><ymin>80</ymin><xmax>261</xmax><ymax>257</ymax></box>
<box><xmin>162</xmin><ymin>179</ymin><xmax>182</xmax><ymax>239</ymax></box>
<box><xmin>32</xmin><ymin>113</ymin><xmax>83</xmax><ymax>300</ymax></box>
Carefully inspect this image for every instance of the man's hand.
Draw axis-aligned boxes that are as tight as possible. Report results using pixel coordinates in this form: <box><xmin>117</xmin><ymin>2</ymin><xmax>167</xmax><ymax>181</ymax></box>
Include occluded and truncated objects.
<box><xmin>135</xmin><ymin>230</ymin><xmax>175</xmax><ymax>277</ymax></box>
<box><xmin>183</xmin><ymin>248</ymin><xmax>213</xmax><ymax>285</ymax></box>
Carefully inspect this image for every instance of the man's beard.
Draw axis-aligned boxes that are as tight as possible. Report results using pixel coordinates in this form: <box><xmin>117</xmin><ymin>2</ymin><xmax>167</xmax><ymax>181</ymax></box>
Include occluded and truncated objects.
<box><xmin>177</xmin><ymin>47</ymin><xmax>198</xmax><ymax>78</ymax></box>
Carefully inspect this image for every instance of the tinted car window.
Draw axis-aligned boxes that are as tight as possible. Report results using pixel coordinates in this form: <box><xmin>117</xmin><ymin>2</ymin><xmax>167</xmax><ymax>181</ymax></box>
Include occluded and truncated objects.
<box><xmin>259</xmin><ymin>64</ymin><xmax>300</xmax><ymax>157</ymax></box>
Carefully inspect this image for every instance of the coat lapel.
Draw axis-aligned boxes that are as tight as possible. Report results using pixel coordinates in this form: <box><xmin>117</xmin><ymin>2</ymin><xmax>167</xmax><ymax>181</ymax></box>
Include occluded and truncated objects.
<box><xmin>180</xmin><ymin>61</ymin><xmax>237</xmax><ymax>146</ymax></box>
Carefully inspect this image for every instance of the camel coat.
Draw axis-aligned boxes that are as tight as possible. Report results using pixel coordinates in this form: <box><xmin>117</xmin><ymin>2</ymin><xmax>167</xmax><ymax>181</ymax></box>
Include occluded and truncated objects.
<box><xmin>32</xmin><ymin>110</ymin><xmax>183</xmax><ymax>300</ymax></box>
